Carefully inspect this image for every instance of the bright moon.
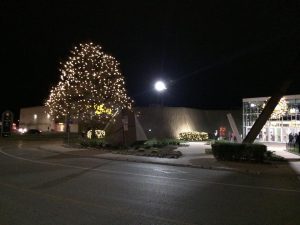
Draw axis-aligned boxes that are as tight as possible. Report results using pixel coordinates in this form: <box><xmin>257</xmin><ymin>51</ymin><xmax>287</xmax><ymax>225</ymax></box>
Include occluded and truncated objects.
<box><xmin>154</xmin><ymin>81</ymin><xmax>167</xmax><ymax>92</ymax></box>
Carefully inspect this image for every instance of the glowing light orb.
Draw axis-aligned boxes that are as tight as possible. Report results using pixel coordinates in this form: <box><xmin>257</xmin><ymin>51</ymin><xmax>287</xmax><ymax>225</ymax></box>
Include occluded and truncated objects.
<box><xmin>154</xmin><ymin>81</ymin><xmax>167</xmax><ymax>92</ymax></box>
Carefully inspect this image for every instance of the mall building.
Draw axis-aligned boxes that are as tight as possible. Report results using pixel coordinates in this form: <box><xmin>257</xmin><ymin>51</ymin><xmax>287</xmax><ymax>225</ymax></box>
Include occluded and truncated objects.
<box><xmin>19</xmin><ymin>106</ymin><xmax>242</xmax><ymax>140</ymax></box>
<box><xmin>243</xmin><ymin>94</ymin><xmax>300</xmax><ymax>143</ymax></box>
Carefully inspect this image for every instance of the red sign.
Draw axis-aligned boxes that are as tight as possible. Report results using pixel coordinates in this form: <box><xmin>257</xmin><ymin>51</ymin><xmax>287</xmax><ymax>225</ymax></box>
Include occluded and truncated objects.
<box><xmin>219</xmin><ymin>127</ymin><xmax>226</xmax><ymax>137</ymax></box>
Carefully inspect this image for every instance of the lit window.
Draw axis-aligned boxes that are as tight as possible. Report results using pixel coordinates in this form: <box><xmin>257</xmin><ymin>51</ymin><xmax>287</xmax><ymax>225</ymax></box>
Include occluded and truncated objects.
<box><xmin>58</xmin><ymin>123</ymin><xmax>64</xmax><ymax>132</ymax></box>
<box><xmin>34</xmin><ymin>114</ymin><xmax>37</xmax><ymax>119</ymax></box>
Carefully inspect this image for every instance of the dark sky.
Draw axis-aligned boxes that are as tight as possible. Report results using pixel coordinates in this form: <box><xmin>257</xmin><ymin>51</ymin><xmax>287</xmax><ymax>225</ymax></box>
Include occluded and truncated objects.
<box><xmin>1</xmin><ymin>0</ymin><xmax>300</xmax><ymax>120</ymax></box>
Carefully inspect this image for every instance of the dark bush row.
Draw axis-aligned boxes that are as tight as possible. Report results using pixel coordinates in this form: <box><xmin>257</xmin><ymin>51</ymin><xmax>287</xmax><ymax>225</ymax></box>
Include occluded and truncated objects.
<box><xmin>131</xmin><ymin>138</ymin><xmax>183</xmax><ymax>149</ymax></box>
<box><xmin>80</xmin><ymin>138</ymin><xmax>183</xmax><ymax>150</ymax></box>
<box><xmin>80</xmin><ymin>139</ymin><xmax>108</xmax><ymax>148</ymax></box>
<box><xmin>211</xmin><ymin>142</ymin><xmax>267</xmax><ymax>163</ymax></box>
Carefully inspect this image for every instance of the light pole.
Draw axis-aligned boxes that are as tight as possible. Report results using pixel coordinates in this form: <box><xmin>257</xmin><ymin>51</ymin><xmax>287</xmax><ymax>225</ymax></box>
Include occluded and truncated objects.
<box><xmin>154</xmin><ymin>80</ymin><xmax>167</xmax><ymax>106</ymax></box>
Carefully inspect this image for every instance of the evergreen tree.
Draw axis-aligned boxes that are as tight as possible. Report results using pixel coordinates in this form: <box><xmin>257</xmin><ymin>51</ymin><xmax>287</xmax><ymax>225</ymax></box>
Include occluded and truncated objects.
<box><xmin>45</xmin><ymin>42</ymin><xmax>133</xmax><ymax>132</ymax></box>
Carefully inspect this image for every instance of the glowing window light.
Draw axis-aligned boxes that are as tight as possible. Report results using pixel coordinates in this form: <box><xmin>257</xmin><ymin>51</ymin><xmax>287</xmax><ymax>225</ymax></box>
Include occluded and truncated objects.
<box><xmin>33</xmin><ymin>114</ymin><xmax>37</xmax><ymax>120</ymax></box>
<box><xmin>58</xmin><ymin>123</ymin><xmax>64</xmax><ymax>132</ymax></box>
<box><xmin>289</xmin><ymin>108</ymin><xmax>299</xmax><ymax>114</ymax></box>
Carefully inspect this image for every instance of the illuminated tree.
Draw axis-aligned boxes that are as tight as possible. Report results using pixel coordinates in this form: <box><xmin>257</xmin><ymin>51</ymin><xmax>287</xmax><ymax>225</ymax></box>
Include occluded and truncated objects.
<box><xmin>263</xmin><ymin>97</ymin><xmax>288</xmax><ymax>119</ymax></box>
<box><xmin>45</xmin><ymin>42</ymin><xmax>133</xmax><ymax>134</ymax></box>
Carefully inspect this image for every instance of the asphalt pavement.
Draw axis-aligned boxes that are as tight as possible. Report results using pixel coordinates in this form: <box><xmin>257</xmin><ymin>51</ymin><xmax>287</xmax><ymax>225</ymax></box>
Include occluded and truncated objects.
<box><xmin>1</xmin><ymin>141</ymin><xmax>300</xmax><ymax>225</ymax></box>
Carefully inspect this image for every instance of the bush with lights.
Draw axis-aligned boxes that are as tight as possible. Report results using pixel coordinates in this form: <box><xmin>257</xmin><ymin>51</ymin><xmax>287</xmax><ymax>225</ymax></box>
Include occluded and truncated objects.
<box><xmin>179</xmin><ymin>131</ymin><xmax>209</xmax><ymax>141</ymax></box>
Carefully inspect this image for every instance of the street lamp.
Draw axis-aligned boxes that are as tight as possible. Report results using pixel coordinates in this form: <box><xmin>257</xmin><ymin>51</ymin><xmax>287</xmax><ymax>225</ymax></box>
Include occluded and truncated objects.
<box><xmin>154</xmin><ymin>80</ymin><xmax>167</xmax><ymax>105</ymax></box>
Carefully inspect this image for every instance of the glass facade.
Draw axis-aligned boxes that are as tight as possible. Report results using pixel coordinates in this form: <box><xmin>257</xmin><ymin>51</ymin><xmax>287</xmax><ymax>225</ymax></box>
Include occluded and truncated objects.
<box><xmin>243</xmin><ymin>95</ymin><xmax>300</xmax><ymax>143</ymax></box>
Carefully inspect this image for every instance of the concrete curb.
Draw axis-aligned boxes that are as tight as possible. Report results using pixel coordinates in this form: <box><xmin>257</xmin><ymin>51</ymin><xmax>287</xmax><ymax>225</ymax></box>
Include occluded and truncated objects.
<box><xmin>38</xmin><ymin>145</ymin><xmax>268</xmax><ymax>175</ymax></box>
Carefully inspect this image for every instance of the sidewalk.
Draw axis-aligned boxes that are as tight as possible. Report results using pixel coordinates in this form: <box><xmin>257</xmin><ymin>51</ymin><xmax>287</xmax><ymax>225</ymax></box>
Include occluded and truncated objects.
<box><xmin>262</xmin><ymin>142</ymin><xmax>300</xmax><ymax>161</ymax></box>
<box><xmin>39</xmin><ymin>142</ymin><xmax>300</xmax><ymax>176</ymax></box>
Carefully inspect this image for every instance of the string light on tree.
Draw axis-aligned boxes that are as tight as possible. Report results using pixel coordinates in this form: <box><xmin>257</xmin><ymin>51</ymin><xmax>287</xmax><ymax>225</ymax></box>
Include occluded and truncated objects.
<box><xmin>263</xmin><ymin>97</ymin><xmax>288</xmax><ymax>119</ymax></box>
<box><xmin>45</xmin><ymin>42</ymin><xmax>133</xmax><ymax>128</ymax></box>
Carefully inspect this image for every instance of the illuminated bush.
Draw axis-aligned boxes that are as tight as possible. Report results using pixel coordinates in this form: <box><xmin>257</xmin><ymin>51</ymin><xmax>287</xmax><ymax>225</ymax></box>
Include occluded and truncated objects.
<box><xmin>179</xmin><ymin>131</ymin><xmax>209</xmax><ymax>141</ymax></box>
<box><xmin>87</xmin><ymin>130</ymin><xmax>105</xmax><ymax>139</ymax></box>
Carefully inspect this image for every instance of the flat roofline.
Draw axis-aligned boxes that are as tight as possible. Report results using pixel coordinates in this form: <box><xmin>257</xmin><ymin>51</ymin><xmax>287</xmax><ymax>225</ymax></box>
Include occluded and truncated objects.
<box><xmin>243</xmin><ymin>94</ymin><xmax>300</xmax><ymax>102</ymax></box>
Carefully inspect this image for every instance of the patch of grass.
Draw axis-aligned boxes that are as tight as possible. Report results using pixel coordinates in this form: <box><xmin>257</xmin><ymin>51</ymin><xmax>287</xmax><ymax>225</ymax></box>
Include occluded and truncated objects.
<box><xmin>265</xmin><ymin>150</ymin><xmax>287</xmax><ymax>162</ymax></box>
<box><xmin>286</xmin><ymin>146</ymin><xmax>300</xmax><ymax>155</ymax></box>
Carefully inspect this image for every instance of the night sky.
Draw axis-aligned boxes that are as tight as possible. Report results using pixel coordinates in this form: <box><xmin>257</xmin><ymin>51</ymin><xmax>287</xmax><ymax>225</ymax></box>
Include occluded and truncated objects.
<box><xmin>1</xmin><ymin>0</ymin><xmax>300</xmax><ymax>121</ymax></box>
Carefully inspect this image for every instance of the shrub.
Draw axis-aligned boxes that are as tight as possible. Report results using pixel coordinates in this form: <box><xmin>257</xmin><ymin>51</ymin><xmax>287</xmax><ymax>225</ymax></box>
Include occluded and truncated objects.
<box><xmin>245</xmin><ymin>143</ymin><xmax>267</xmax><ymax>163</ymax></box>
<box><xmin>211</xmin><ymin>142</ymin><xmax>267</xmax><ymax>163</ymax></box>
<box><xmin>80</xmin><ymin>138</ymin><xmax>108</xmax><ymax>148</ymax></box>
<box><xmin>179</xmin><ymin>131</ymin><xmax>209</xmax><ymax>141</ymax></box>
<box><xmin>265</xmin><ymin>150</ymin><xmax>286</xmax><ymax>162</ymax></box>
<box><xmin>143</xmin><ymin>138</ymin><xmax>182</xmax><ymax>148</ymax></box>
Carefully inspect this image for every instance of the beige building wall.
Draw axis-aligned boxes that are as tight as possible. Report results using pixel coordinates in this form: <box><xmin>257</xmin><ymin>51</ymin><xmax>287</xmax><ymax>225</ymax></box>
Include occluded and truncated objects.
<box><xmin>134</xmin><ymin>106</ymin><xmax>242</xmax><ymax>139</ymax></box>
<box><xmin>19</xmin><ymin>106</ymin><xmax>241</xmax><ymax>137</ymax></box>
<box><xmin>19</xmin><ymin>106</ymin><xmax>78</xmax><ymax>132</ymax></box>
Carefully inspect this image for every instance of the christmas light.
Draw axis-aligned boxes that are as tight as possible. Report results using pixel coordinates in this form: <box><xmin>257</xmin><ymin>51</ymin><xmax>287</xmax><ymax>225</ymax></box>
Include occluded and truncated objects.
<box><xmin>179</xmin><ymin>131</ymin><xmax>208</xmax><ymax>141</ymax></box>
<box><xmin>263</xmin><ymin>97</ymin><xmax>288</xmax><ymax>119</ymax></box>
<box><xmin>45</xmin><ymin>42</ymin><xmax>133</xmax><ymax>125</ymax></box>
<box><xmin>87</xmin><ymin>129</ymin><xmax>105</xmax><ymax>139</ymax></box>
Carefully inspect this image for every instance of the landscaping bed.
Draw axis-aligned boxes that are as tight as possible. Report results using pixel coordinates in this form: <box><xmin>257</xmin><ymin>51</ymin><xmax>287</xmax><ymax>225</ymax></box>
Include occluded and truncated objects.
<box><xmin>79</xmin><ymin>138</ymin><xmax>184</xmax><ymax>158</ymax></box>
<box><xmin>112</xmin><ymin>146</ymin><xmax>182</xmax><ymax>158</ymax></box>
